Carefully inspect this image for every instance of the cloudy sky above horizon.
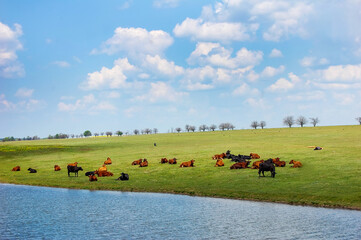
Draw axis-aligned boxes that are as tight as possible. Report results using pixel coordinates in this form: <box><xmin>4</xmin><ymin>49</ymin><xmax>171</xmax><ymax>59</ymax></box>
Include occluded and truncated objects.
<box><xmin>1</xmin><ymin>0</ymin><xmax>361</xmax><ymax>137</ymax></box>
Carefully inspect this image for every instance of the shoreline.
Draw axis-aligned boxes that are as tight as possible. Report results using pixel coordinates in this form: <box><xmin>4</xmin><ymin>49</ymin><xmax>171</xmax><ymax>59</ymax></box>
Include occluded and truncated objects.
<box><xmin>1</xmin><ymin>181</ymin><xmax>360</xmax><ymax>211</ymax></box>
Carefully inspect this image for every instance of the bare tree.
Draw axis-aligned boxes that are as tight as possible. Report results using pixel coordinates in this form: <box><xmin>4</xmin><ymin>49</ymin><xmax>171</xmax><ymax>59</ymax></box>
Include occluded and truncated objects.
<box><xmin>100</xmin><ymin>132</ymin><xmax>104</xmax><ymax>136</ymax></box>
<box><xmin>251</xmin><ymin>121</ymin><xmax>259</xmax><ymax>129</ymax></box>
<box><xmin>189</xmin><ymin>126</ymin><xmax>196</xmax><ymax>132</ymax></box>
<box><xmin>94</xmin><ymin>133</ymin><xmax>99</xmax><ymax>137</ymax></box>
<box><xmin>185</xmin><ymin>124</ymin><xmax>190</xmax><ymax>132</ymax></box>
<box><xmin>71</xmin><ymin>134</ymin><xmax>75</xmax><ymax>138</ymax></box>
<box><xmin>229</xmin><ymin>123</ymin><xmax>235</xmax><ymax>130</ymax></box>
<box><xmin>356</xmin><ymin>117</ymin><xmax>361</xmax><ymax>125</ymax></box>
<box><xmin>199</xmin><ymin>124</ymin><xmax>208</xmax><ymax>132</ymax></box>
<box><xmin>283</xmin><ymin>116</ymin><xmax>295</xmax><ymax>128</ymax></box>
<box><xmin>209</xmin><ymin>124</ymin><xmax>217</xmax><ymax>131</ymax></box>
<box><xmin>175</xmin><ymin>127</ymin><xmax>182</xmax><ymax>133</ymax></box>
<box><xmin>260</xmin><ymin>121</ymin><xmax>266</xmax><ymax>129</ymax></box>
<box><xmin>296</xmin><ymin>116</ymin><xmax>308</xmax><ymax>127</ymax></box>
<box><xmin>144</xmin><ymin>128</ymin><xmax>152</xmax><ymax>134</ymax></box>
<box><xmin>309</xmin><ymin>117</ymin><xmax>319</xmax><ymax>127</ymax></box>
<box><xmin>219</xmin><ymin>123</ymin><xmax>226</xmax><ymax>131</ymax></box>
<box><xmin>106</xmin><ymin>131</ymin><xmax>112</xmax><ymax>137</ymax></box>
<box><xmin>133</xmin><ymin>129</ymin><xmax>139</xmax><ymax>135</ymax></box>
<box><xmin>153</xmin><ymin>128</ymin><xmax>158</xmax><ymax>134</ymax></box>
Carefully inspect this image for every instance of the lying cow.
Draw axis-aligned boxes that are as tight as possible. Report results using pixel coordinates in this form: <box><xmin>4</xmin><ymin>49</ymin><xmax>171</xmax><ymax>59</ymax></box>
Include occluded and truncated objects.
<box><xmin>160</xmin><ymin>158</ymin><xmax>168</xmax><ymax>163</ymax></box>
<box><xmin>230</xmin><ymin>161</ymin><xmax>250</xmax><ymax>169</ymax></box>
<box><xmin>140</xmin><ymin>159</ymin><xmax>148</xmax><ymax>167</ymax></box>
<box><xmin>104</xmin><ymin>157</ymin><xmax>112</xmax><ymax>165</ymax></box>
<box><xmin>258</xmin><ymin>159</ymin><xmax>276</xmax><ymax>178</ymax></box>
<box><xmin>117</xmin><ymin>172</ymin><xmax>129</xmax><ymax>181</ymax></box>
<box><xmin>89</xmin><ymin>175</ymin><xmax>98</xmax><ymax>181</ymax></box>
<box><xmin>67</xmin><ymin>165</ymin><xmax>83</xmax><ymax>177</ymax></box>
<box><xmin>98</xmin><ymin>164</ymin><xmax>107</xmax><ymax>172</ymax></box>
<box><xmin>94</xmin><ymin>170</ymin><xmax>113</xmax><ymax>177</ymax></box>
<box><xmin>54</xmin><ymin>165</ymin><xmax>61</xmax><ymax>171</ymax></box>
<box><xmin>215</xmin><ymin>159</ymin><xmax>225</xmax><ymax>167</ymax></box>
<box><xmin>272</xmin><ymin>158</ymin><xmax>286</xmax><ymax>167</ymax></box>
<box><xmin>67</xmin><ymin>162</ymin><xmax>78</xmax><ymax>167</ymax></box>
<box><xmin>12</xmin><ymin>166</ymin><xmax>20</xmax><ymax>171</ymax></box>
<box><xmin>251</xmin><ymin>160</ymin><xmax>264</xmax><ymax>169</ymax></box>
<box><xmin>212</xmin><ymin>153</ymin><xmax>226</xmax><ymax>160</ymax></box>
<box><xmin>289</xmin><ymin>160</ymin><xmax>302</xmax><ymax>168</ymax></box>
<box><xmin>250</xmin><ymin>153</ymin><xmax>260</xmax><ymax>159</ymax></box>
<box><xmin>85</xmin><ymin>171</ymin><xmax>95</xmax><ymax>176</ymax></box>
<box><xmin>168</xmin><ymin>158</ymin><xmax>177</xmax><ymax>164</ymax></box>
<box><xmin>28</xmin><ymin>168</ymin><xmax>37</xmax><ymax>173</ymax></box>
<box><xmin>180</xmin><ymin>160</ymin><xmax>195</xmax><ymax>167</ymax></box>
<box><xmin>132</xmin><ymin>159</ymin><xmax>143</xmax><ymax>165</ymax></box>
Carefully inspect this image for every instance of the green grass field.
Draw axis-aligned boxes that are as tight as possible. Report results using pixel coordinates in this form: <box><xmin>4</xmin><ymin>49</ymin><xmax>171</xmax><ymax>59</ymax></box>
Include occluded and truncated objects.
<box><xmin>1</xmin><ymin>125</ymin><xmax>360</xmax><ymax>209</ymax></box>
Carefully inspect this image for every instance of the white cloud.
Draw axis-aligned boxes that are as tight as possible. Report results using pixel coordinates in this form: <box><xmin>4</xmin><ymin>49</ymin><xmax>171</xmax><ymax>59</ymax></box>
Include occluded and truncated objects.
<box><xmin>188</xmin><ymin>42</ymin><xmax>263</xmax><ymax>68</ymax></box>
<box><xmin>153</xmin><ymin>0</ymin><xmax>180</xmax><ymax>8</ymax></box>
<box><xmin>0</xmin><ymin>93</ymin><xmax>44</xmax><ymax>112</ymax></box>
<box><xmin>15</xmin><ymin>88</ymin><xmax>34</xmax><ymax>98</ymax></box>
<box><xmin>232</xmin><ymin>83</ymin><xmax>260</xmax><ymax>96</ymax></box>
<box><xmin>52</xmin><ymin>61</ymin><xmax>70</xmax><ymax>68</ymax></box>
<box><xmin>269</xmin><ymin>48</ymin><xmax>283</xmax><ymax>58</ymax></box>
<box><xmin>312</xmin><ymin>82</ymin><xmax>361</xmax><ymax>90</ymax></box>
<box><xmin>267</xmin><ymin>72</ymin><xmax>301</xmax><ymax>92</ymax></box>
<box><xmin>285</xmin><ymin>91</ymin><xmax>326</xmax><ymax>102</ymax></box>
<box><xmin>92</xmin><ymin>27</ymin><xmax>173</xmax><ymax>56</ymax></box>
<box><xmin>300</xmin><ymin>56</ymin><xmax>315</xmax><ymax>67</ymax></box>
<box><xmin>58</xmin><ymin>94</ymin><xmax>116</xmax><ymax>113</ymax></box>
<box><xmin>173</xmin><ymin>18</ymin><xmax>257</xmax><ymax>42</ymax></box>
<box><xmin>333</xmin><ymin>93</ymin><xmax>355</xmax><ymax>105</ymax></box>
<box><xmin>318</xmin><ymin>64</ymin><xmax>361</xmax><ymax>82</ymax></box>
<box><xmin>247</xmin><ymin>70</ymin><xmax>259</xmax><ymax>82</ymax></box>
<box><xmin>143</xmin><ymin>55</ymin><xmax>184</xmax><ymax>76</ymax></box>
<box><xmin>82</xmin><ymin>58</ymin><xmax>136</xmax><ymax>90</ymax></box>
<box><xmin>135</xmin><ymin>81</ymin><xmax>188</xmax><ymax>103</ymax></box>
<box><xmin>0</xmin><ymin>22</ymin><xmax>24</xmax><ymax>78</ymax></box>
<box><xmin>244</xmin><ymin>97</ymin><xmax>268</xmax><ymax>109</ymax></box>
<box><xmin>261</xmin><ymin>65</ymin><xmax>285</xmax><ymax>77</ymax></box>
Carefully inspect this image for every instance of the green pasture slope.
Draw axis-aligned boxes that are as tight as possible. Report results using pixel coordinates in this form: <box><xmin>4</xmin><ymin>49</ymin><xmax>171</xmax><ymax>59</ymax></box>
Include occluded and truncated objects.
<box><xmin>1</xmin><ymin>125</ymin><xmax>360</xmax><ymax>210</ymax></box>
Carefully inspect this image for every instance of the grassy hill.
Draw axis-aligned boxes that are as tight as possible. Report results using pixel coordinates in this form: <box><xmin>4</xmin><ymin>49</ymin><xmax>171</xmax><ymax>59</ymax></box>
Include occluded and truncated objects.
<box><xmin>1</xmin><ymin>125</ymin><xmax>360</xmax><ymax>209</ymax></box>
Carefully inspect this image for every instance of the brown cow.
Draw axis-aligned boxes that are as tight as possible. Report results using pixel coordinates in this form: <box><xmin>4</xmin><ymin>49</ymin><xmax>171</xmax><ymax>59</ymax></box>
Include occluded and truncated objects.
<box><xmin>180</xmin><ymin>160</ymin><xmax>195</xmax><ymax>167</ymax></box>
<box><xmin>98</xmin><ymin>164</ymin><xmax>107</xmax><ymax>172</ymax></box>
<box><xmin>68</xmin><ymin>162</ymin><xmax>78</xmax><ymax>167</ymax></box>
<box><xmin>215</xmin><ymin>159</ymin><xmax>224</xmax><ymax>167</ymax></box>
<box><xmin>168</xmin><ymin>158</ymin><xmax>177</xmax><ymax>164</ymax></box>
<box><xmin>54</xmin><ymin>165</ymin><xmax>61</xmax><ymax>171</ymax></box>
<box><xmin>160</xmin><ymin>158</ymin><xmax>168</xmax><ymax>163</ymax></box>
<box><xmin>251</xmin><ymin>160</ymin><xmax>264</xmax><ymax>169</ymax></box>
<box><xmin>289</xmin><ymin>160</ymin><xmax>302</xmax><ymax>168</ymax></box>
<box><xmin>230</xmin><ymin>161</ymin><xmax>251</xmax><ymax>169</ymax></box>
<box><xmin>89</xmin><ymin>174</ymin><xmax>98</xmax><ymax>181</ymax></box>
<box><xmin>12</xmin><ymin>166</ymin><xmax>20</xmax><ymax>171</ymax></box>
<box><xmin>94</xmin><ymin>170</ymin><xmax>114</xmax><ymax>177</ymax></box>
<box><xmin>273</xmin><ymin>158</ymin><xmax>286</xmax><ymax>167</ymax></box>
<box><xmin>104</xmin><ymin>157</ymin><xmax>112</xmax><ymax>165</ymax></box>
<box><xmin>212</xmin><ymin>153</ymin><xmax>226</xmax><ymax>160</ymax></box>
<box><xmin>250</xmin><ymin>153</ymin><xmax>260</xmax><ymax>159</ymax></box>
<box><xmin>132</xmin><ymin>159</ymin><xmax>143</xmax><ymax>165</ymax></box>
<box><xmin>140</xmin><ymin>159</ymin><xmax>148</xmax><ymax>167</ymax></box>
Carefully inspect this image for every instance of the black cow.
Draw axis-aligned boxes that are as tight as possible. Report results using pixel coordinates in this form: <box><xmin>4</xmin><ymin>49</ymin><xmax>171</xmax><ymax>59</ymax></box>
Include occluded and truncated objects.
<box><xmin>85</xmin><ymin>171</ymin><xmax>95</xmax><ymax>176</ymax></box>
<box><xmin>117</xmin><ymin>172</ymin><xmax>129</xmax><ymax>181</ymax></box>
<box><xmin>67</xmin><ymin>165</ymin><xmax>83</xmax><ymax>177</ymax></box>
<box><xmin>258</xmin><ymin>159</ymin><xmax>276</xmax><ymax>178</ymax></box>
<box><xmin>28</xmin><ymin>168</ymin><xmax>37</xmax><ymax>173</ymax></box>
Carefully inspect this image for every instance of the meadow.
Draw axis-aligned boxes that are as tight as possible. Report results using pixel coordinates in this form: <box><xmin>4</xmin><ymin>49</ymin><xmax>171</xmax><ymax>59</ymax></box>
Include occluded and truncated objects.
<box><xmin>1</xmin><ymin>125</ymin><xmax>360</xmax><ymax>210</ymax></box>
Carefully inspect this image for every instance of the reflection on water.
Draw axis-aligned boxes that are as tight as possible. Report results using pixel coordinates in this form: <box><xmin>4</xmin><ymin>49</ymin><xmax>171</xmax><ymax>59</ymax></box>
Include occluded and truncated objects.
<box><xmin>0</xmin><ymin>184</ymin><xmax>360</xmax><ymax>240</ymax></box>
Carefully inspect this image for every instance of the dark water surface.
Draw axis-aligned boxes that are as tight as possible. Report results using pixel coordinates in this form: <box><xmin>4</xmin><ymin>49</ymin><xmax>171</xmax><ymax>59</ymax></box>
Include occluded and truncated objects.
<box><xmin>0</xmin><ymin>184</ymin><xmax>360</xmax><ymax>240</ymax></box>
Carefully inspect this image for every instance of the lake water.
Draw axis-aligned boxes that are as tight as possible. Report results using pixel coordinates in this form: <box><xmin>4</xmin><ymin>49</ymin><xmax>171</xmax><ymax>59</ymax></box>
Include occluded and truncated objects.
<box><xmin>0</xmin><ymin>184</ymin><xmax>360</xmax><ymax>240</ymax></box>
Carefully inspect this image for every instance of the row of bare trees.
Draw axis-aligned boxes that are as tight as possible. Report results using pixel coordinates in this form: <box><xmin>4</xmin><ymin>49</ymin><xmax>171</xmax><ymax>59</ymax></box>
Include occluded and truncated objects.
<box><xmin>250</xmin><ymin>121</ymin><xmax>266</xmax><ymax>129</ymax></box>
<box><xmin>283</xmin><ymin>116</ymin><xmax>320</xmax><ymax>128</ymax></box>
<box><xmin>174</xmin><ymin>123</ymin><xmax>235</xmax><ymax>133</ymax></box>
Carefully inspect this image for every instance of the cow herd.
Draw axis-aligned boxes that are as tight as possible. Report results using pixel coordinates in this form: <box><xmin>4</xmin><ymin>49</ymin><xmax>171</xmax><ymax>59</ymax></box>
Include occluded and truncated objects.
<box><xmin>10</xmin><ymin>150</ymin><xmax>303</xmax><ymax>181</ymax></box>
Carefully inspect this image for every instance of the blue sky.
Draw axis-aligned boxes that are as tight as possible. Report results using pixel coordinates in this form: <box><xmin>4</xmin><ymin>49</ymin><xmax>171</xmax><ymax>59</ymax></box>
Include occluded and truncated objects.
<box><xmin>1</xmin><ymin>0</ymin><xmax>361</xmax><ymax>138</ymax></box>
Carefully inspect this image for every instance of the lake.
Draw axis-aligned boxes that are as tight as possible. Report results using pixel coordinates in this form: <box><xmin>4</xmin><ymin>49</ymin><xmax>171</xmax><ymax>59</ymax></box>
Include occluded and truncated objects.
<box><xmin>0</xmin><ymin>183</ymin><xmax>360</xmax><ymax>239</ymax></box>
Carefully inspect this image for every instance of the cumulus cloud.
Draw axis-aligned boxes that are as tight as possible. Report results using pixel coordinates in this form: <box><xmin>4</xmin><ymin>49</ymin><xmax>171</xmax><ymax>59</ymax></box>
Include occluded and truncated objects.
<box><xmin>188</xmin><ymin>42</ymin><xmax>263</xmax><ymax>68</ymax></box>
<box><xmin>232</xmin><ymin>83</ymin><xmax>260</xmax><ymax>96</ymax></box>
<box><xmin>0</xmin><ymin>22</ymin><xmax>24</xmax><ymax>78</ymax></box>
<box><xmin>260</xmin><ymin>65</ymin><xmax>285</xmax><ymax>77</ymax></box>
<box><xmin>317</xmin><ymin>64</ymin><xmax>361</xmax><ymax>82</ymax></box>
<box><xmin>173</xmin><ymin>18</ymin><xmax>257</xmax><ymax>42</ymax></box>
<box><xmin>0</xmin><ymin>93</ymin><xmax>44</xmax><ymax>112</ymax></box>
<box><xmin>92</xmin><ymin>27</ymin><xmax>173</xmax><ymax>56</ymax></box>
<box><xmin>58</xmin><ymin>94</ymin><xmax>116</xmax><ymax>113</ymax></box>
<box><xmin>81</xmin><ymin>58</ymin><xmax>136</xmax><ymax>90</ymax></box>
<box><xmin>15</xmin><ymin>88</ymin><xmax>34</xmax><ymax>98</ymax></box>
<box><xmin>269</xmin><ymin>48</ymin><xmax>283</xmax><ymax>58</ymax></box>
<box><xmin>267</xmin><ymin>72</ymin><xmax>301</xmax><ymax>92</ymax></box>
<box><xmin>143</xmin><ymin>55</ymin><xmax>184</xmax><ymax>76</ymax></box>
<box><xmin>134</xmin><ymin>81</ymin><xmax>188</xmax><ymax>103</ymax></box>
<box><xmin>52</xmin><ymin>61</ymin><xmax>70</xmax><ymax>68</ymax></box>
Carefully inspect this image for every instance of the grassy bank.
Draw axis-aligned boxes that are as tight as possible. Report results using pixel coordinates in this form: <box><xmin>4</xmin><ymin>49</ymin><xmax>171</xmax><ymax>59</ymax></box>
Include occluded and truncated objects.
<box><xmin>1</xmin><ymin>125</ymin><xmax>360</xmax><ymax>210</ymax></box>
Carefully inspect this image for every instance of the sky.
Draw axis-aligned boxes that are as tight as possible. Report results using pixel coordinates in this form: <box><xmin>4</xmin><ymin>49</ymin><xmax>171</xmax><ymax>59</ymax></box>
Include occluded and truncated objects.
<box><xmin>1</xmin><ymin>0</ymin><xmax>361</xmax><ymax>138</ymax></box>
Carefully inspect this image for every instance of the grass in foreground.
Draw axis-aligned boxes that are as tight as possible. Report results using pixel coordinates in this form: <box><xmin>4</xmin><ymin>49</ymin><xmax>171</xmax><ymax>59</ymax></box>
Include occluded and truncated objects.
<box><xmin>1</xmin><ymin>125</ymin><xmax>360</xmax><ymax>210</ymax></box>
